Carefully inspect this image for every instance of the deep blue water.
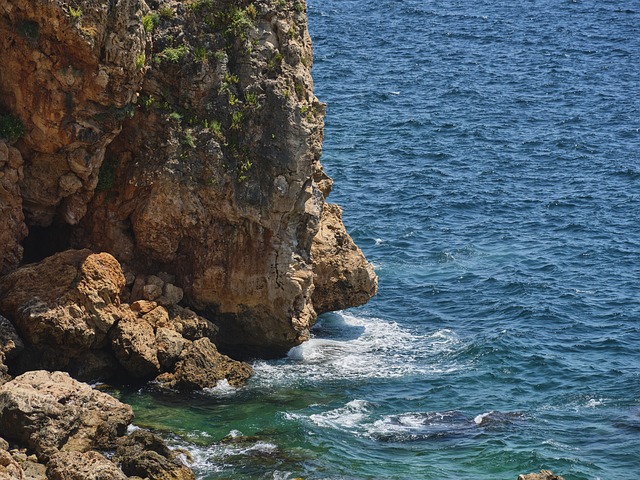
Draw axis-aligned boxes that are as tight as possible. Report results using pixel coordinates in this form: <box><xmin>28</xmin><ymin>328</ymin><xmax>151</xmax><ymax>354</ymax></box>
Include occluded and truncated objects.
<box><xmin>120</xmin><ymin>1</ymin><xmax>640</xmax><ymax>478</ymax></box>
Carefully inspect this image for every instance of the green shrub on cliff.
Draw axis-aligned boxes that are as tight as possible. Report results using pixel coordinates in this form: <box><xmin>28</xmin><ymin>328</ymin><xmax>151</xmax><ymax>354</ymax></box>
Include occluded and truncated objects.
<box><xmin>0</xmin><ymin>114</ymin><xmax>25</xmax><ymax>143</ymax></box>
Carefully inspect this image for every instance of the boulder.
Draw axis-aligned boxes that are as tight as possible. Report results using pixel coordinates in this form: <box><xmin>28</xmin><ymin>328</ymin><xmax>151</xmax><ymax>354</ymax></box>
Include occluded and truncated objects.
<box><xmin>113</xmin><ymin>430</ymin><xmax>194</xmax><ymax>480</ymax></box>
<box><xmin>0</xmin><ymin>371</ymin><xmax>133</xmax><ymax>460</ymax></box>
<box><xmin>110</xmin><ymin>311</ymin><xmax>160</xmax><ymax>378</ymax></box>
<box><xmin>155</xmin><ymin>338</ymin><xmax>252</xmax><ymax>390</ymax></box>
<box><xmin>46</xmin><ymin>451</ymin><xmax>127</xmax><ymax>480</ymax></box>
<box><xmin>0</xmin><ymin>449</ymin><xmax>24</xmax><ymax>480</ymax></box>
<box><xmin>0</xmin><ymin>250</ymin><xmax>126</xmax><ymax>371</ymax></box>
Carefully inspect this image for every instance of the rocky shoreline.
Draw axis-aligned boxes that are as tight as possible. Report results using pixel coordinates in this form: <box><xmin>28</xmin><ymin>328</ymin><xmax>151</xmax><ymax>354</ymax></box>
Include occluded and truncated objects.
<box><xmin>0</xmin><ymin>0</ymin><xmax>376</xmax><ymax>477</ymax></box>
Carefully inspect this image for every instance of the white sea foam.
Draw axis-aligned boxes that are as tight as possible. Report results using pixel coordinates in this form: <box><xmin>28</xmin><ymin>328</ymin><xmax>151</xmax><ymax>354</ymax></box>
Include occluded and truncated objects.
<box><xmin>308</xmin><ymin>400</ymin><xmax>371</xmax><ymax>430</ymax></box>
<box><xmin>252</xmin><ymin>312</ymin><xmax>464</xmax><ymax>386</ymax></box>
<box><xmin>202</xmin><ymin>379</ymin><xmax>238</xmax><ymax>397</ymax></box>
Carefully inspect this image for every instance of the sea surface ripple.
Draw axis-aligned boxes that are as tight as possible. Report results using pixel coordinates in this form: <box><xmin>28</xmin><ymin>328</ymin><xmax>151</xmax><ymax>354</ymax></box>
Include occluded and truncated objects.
<box><xmin>120</xmin><ymin>0</ymin><xmax>640</xmax><ymax>478</ymax></box>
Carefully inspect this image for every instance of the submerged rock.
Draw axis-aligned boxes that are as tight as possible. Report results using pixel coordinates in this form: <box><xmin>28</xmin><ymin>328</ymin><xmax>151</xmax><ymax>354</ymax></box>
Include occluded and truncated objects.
<box><xmin>113</xmin><ymin>430</ymin><xmax>194</xmax><ymax>480</ymax></box>
<box><xmin>518</xmin><ymin>470</ymin><xmax>565</xmax><ymax>480</ymax></box>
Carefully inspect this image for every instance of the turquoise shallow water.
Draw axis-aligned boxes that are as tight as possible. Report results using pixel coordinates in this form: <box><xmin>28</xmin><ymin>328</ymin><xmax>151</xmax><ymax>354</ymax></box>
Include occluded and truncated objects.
<box><xmin>120</xmin><ymin>0</ymin><xmax>640</xmax><ymax>478</ymax></box>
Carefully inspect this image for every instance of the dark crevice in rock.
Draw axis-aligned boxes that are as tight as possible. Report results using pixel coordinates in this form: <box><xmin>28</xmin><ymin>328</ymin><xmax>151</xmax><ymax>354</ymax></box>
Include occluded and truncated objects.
<box><xmin>21</xmin><ymin>223</ymin><xmax>72</xmax><ymax>264</ymax></box>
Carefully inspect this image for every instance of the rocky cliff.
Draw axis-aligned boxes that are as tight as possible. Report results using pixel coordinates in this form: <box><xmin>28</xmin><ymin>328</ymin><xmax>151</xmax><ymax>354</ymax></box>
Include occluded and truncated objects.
<box><xmin>0</xmin><ymin>0</ymin><xmax>376</xmax><ymax>476</ymax></box>
<box><xmin>0</xmin><ymin>0</ymin><xmax>377</xmax><ymax>363</ymax></box>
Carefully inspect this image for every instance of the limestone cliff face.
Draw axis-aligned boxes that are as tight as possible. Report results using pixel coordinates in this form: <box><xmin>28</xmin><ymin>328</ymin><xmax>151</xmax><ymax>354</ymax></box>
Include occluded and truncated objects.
<box><xmin>0</xmin><ymin>0</ymin><xmax>377</xmax><ymax>358</ymax></box>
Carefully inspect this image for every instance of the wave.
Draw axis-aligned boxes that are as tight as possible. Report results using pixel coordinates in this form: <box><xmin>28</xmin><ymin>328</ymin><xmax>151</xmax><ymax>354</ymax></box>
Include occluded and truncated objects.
<box><xmin>251</xmin><ymin>312</ymin><xmax>464</xmax><ymax>386</ymax></box>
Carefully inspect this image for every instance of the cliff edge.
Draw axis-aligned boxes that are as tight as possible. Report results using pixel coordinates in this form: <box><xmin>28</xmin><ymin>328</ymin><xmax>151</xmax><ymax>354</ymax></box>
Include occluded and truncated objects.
<box><xmin>0</xmin><ymin>0</ymin><xmax>377</xmax><ymax>361</ymax></box>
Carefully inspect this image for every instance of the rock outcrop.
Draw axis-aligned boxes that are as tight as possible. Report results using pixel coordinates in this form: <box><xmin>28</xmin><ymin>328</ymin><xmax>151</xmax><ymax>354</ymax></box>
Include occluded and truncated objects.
<box><xmin>0</xmin><ymin>0</ymin><xmax>147</xmax><ymax>226</ymax></box>
<box><xmin>0</xmin><ymin>141</ymin><xmax>27</xmax><ymax>275</ymax></box>
<box><xmin>0</xmin><ymin>371</ymin><xmax>196</xmax><ymax>478</ymax></box>
<box><xmin>311</xmin><ymin>203</ymin><xmax>378</xmax><ymax>314</ymax></box>
<box><xmin>0</xmin><ymin>250</ymin><xmax>252</xmax><ymax>386</ymax></box>
<box><xmin>0</xmin><ymin>0</ymin><xmax>376</xmax><ymax>359</ymax></box>
<box><xmin>0</xmin><ymin>249</ymin><xmax>127</xmax><ymax>372</ymax></box>
<box><xmin>0</xmin><ymin>371</ymin><xmax>132</xmax><ymax>461</ymax></box>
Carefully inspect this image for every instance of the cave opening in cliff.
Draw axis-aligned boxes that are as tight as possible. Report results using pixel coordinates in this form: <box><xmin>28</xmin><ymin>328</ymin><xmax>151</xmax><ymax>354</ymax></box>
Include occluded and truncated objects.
<box><xmin>21</xmin><ymin>223</ymin><xmax>72</xmax><ymax>264</ymax></box>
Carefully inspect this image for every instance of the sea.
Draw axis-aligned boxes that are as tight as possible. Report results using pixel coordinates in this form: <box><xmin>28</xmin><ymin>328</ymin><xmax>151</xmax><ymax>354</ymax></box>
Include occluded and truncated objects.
<box><xmin>116</xmin><ymin>0</ymin><xmax>640</xmax><ymax>478</ymax></box>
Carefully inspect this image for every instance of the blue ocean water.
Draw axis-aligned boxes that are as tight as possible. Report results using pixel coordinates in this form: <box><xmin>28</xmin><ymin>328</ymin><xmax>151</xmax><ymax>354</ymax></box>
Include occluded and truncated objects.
<box><xmin>119</xmin><ymin>0</ymin><xmax>640</xmax><ymax>478</ymax></box>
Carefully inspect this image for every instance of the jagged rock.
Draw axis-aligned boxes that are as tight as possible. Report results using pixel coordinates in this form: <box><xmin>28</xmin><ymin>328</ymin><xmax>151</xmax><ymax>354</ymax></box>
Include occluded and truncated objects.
<box><xmin>0</xmin><ymin>449</ymin><xmax>24</xmax><ymax>480</ymax></box>
<box><xmin>0</xmin><ymin>250</ymin><xmax>126</xmax><ymax>371</ymax></box>
<box><xmin>155</xmin><ymin>328</ymin><xmax>189</xmax><ymax>371</ymax></box>
<box><xmin>0</xmin><ymin>0</ymin><xmax>148</xmax><ymax>226</ymax></box>
<box><xmin>113</xmin><ymin>430</ymin><xmax>194</xmax><ymax>480</ymax></box>
<box><xmin>71</xmin><ymin>0</ymin><xmax>375</xmax><ymax>357</ymax></box>
<box><xmin>155</xmin><ymin>338</ymin><xmax>252</xmax><ymax>390</ymax></box>
<box><xmin>110</xmin><ymin>311</ymin><xmax>161</xmax><ymax>378</ymax></box>
<box><xmin>0</xmin><ymin>141</ymin><xmax>27</xmax><ymax>274</ymax></box>
<box><xmin>311</xmin><ymin>203</ymin><xmax>378</xmax><ymax>314</ymax></box>
<box><xmin>0</xmin><ymin>371</ymin><xmax>133</xmax><ymax>461</ymax></box>
<box><xmin>0</xmin><ymin>315</ymin><xmax>23</xmax><ymax>361</ymax></box>
<box><xmin>518</xmin><ymin>470</ymin><xmax>565</xmax><ymax>480</ymax></box>
<box><xmin>168</xmin><ymin>306</ymin><xmax>217</xmax><ymax>341</ymax></box>
<box><xmin>46</xmin><ymin>451</ymin><xmax>127</xmax><ymax>480</ymax></box>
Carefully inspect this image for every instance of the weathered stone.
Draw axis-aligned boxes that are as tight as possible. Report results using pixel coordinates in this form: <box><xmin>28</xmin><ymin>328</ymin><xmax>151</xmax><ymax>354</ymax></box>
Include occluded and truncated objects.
<box><xmin>0</xmin><ymin>0</ymin><xmax>148</xmax><ymax>226</ymax></box>
<box><xmin>155</xmin><ymin>328</ymin><xmax>189</xmax><ymax>370</ymax></box>
<box><xmin>131</xmin><ymin>300</ymin><xmax>158</xmax><ymax>314</ymax></box>
<box><xmin>159</xmin><ymin>283</ymin><xmax>183</xmax><ymax>306</ymax></box>
<box><xmin>169</xmin><ymin>307</ymin><xmax>217</xmax><ymax>342</ymax></box>
<box><xmin>155</xmin><ymin>338</ymin><xmax>252</xmax><ymax>390</ymax></box>
<box><xmin>110</xmin><ymin>313</ymin><xmax>160</xmax><ymax>378</ymax></box>
<box><xmin>0</xmin><ymin>141</ymin><xmax>27</xmax><ymax>274</ymax></box>
<box><xmin>0</xmin><ymin>250</ymin><xmax>126</xmax><ymax>371</ymax></box>
<box><xmin>65</xmin><ymin>350</ymin><xmax>119</xmax><ymax>383</ymax></box>
<box><xmin>113</xmin><ymin>430</ymin><xmax>194</xmax><ymax>480</ymax></box>
<box><xmin>0</xmin><ymin>449</ymin><xmax>24</xmax><ymax>480</ymax></box>
<box><xmin>518</xmin><ymin>470</ymin><xmax>565</xmax><ymax>480</ymax></box>
<box><xmin>46</xmin><ymin>451</ymin><xmax>127</xmax><ymax>480</ymax></box>
<box><xmin>0</xmin><ymin>315</ymin><xmax>23</xmax><ymax>361</ymax></box>
<box><xmin>0</xmin><ymin>371</ymin><xmax>133</xmax><ymax>461</ymax></box>
<box><xmin>311</xmin><ymin>203</ymin><xmax>378</xmax><ymax>314</ymax></box>
<box><xmin>72</xmin><ymin>0</ymin><xmax>376</xmax><ymax>358</ymax></box>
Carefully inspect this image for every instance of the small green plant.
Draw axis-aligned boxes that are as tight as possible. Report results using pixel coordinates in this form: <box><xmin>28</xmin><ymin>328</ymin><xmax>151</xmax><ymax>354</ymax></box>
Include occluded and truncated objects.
<box><xmin>230</xmin><ymin>111</ymin><xmax>243</xmax><ymax>130</ymax></box>
<box><xmin>244</xmin><ymin>91</ymin><xmax>258</xmax><ymax>108</ymax></box>
<box><xmin>295</xmin><ymin>81</ymin><xmax>305</xmax><ymax>99</ymax></box>
<box><xmin>17</xmin><ymin>21</ymin><xmax>39</xmax><ymax>40</ymax></box>
<box><xmin>135</xmin><ymin>53</ymin><xmax>146</xmax><ymax>70</ymax></box>
<box><xmin>159</xmin><ymin>44</ymin><xmax>188</xmax><ymax>63</ymax></box>
<box><xmin>182</xmin><ymin>130</ymin><xmax>196</xmax><ymax>148</ymax></box>
<box><xmin>214</xmin><ymin>49</ymin><xmax>226</xmax><ymax>62</ymax></box>
<box><xmin>142</xmin><ymin>13</ymin><xmax>159</xmax><ymax>33</ymax></box>
<box><xmin>294</xmin><ymin>2</ymin><xmax>305</xmax><ymax>13</ymax></box>
<box><xmin>168</xmin><ymin>112</ymin><xmax>182</xmax><ymax>122</ymax></box>
<box><xmin>245</xmin><ymin>4</ymin><xmax>258</xmax><ymax>19</ymax></box>
<box><xmin>268</xmin><ymin>52</ymin><xmax>283</xmax><ymax>70</ymax></box>
<box><xmin>68</xmin><ymin>5</ymin><xmax>83</xmax><ymax>20</ymax></box>
<box><xmin>227</xmin><ymin>93</ymin><xmax>239</xmax><ymax>106</ymax></box>
<box><xmin>140</xmin><ymin>94</ymin><xmax>155</xmax><ymax>109</ymax></box>
<box><xmin>159</xmin><ymin>6</ymin><xmax>174</xmax><ymax>19</ymax></box>
<box><xmin>224</xmin><ymin>73</ymin><xmax>239</xmax><ymax>85</ymax></box>
<box><xmin>0</xmin><ymin>114</ymin><xmax>25</xmax><ymax>143</ymax></box>
<box><xmin>194</xmin><ymin>46</ymin><xmax>208</xmax><ymax>63</ymax></box>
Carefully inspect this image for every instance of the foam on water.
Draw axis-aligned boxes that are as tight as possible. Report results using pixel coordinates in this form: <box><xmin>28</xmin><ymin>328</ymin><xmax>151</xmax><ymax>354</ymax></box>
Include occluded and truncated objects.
<box><xmin>252</xmin><ymin>312</ymin><xmax>463</xmax><ymax>386</ymax></box>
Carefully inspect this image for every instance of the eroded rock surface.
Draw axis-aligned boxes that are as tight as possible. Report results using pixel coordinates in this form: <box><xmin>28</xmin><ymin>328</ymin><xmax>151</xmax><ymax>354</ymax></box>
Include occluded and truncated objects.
<box><xmin>113</xmin><ymin>430</ymin><xmax>194</xmax><ymax>480</ymax></box>
<box><xmin>0</xmin><ymin>0</ymin><xmax>148</xmax><ymax>226</ymax></box>
<box><xmin>0</xmin><ymin>141</ymin><xmax>27</xmax><ymax>275</ymax></box>
<box><xmin>0</xmin><ymin>250</ymin><xmax>126</xmax><ymax>371</ymax></box>
<box><xmin>0</xmin><ymin>371</ymin><xmax>133</xmax><ymax>461</ymax></box>
<box><xmin>312</xmin><ymin>203</ymin><xmax>378</xmax><ymax>314</ymax></box>
<box><xmin>46</xmin><ymin>451</ymin><xmax>127</xmax><ymax>480</ymax></box>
